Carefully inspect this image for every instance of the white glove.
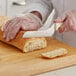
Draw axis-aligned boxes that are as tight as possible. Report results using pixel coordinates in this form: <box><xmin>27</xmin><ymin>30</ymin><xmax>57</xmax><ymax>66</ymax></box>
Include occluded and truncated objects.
<box><xmin>54</xmin><ymin>10</ymin><xmax>76</xmax><ymax>33</ymax></box>
<box><xmin>2</xmin><ymin>13</ymin><xmax>43</xmax><ymax>41</ymax></box>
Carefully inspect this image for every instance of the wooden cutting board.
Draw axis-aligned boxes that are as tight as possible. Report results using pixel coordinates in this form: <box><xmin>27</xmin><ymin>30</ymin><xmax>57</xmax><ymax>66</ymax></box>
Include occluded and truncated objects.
<box><xmin>0</xmin><ymin>37</ymin><xmax>76</xmax><ymax>76</ymax></box>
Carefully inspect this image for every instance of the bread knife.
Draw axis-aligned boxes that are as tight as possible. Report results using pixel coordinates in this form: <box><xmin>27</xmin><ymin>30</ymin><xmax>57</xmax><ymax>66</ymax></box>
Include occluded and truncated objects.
<box><xmin>22</xmin><ymin>23</ymin><xmax>62</xmax><ymax>38</ymax></box>
<box><xmin>22</xmin><ymin>8</ymin><xmax>62</xmax><ymax>38</ymax></box>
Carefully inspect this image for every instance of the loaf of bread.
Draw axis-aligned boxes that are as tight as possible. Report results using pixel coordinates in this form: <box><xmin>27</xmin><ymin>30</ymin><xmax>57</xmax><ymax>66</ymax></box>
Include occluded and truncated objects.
<box><xmin>41</xmin><ymin>48</ymin><xmax>68</xmax><ymax>58</ymax></box>
<box><xmin>0</xmin><ymin>16</ymin><xmax>47</xmax><ymax>52</ymax></box>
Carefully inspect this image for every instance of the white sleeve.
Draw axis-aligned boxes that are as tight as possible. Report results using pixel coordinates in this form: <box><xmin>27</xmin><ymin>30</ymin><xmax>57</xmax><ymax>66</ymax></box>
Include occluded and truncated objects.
<box><xmin>23</xmin><ymin>0</ymin><xmax>53</xmax><ymax>23</ymax></box>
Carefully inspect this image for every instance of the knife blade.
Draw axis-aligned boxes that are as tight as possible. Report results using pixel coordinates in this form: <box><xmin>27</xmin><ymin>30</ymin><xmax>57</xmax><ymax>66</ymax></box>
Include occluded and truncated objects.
<box><xmin>22</xmin><ymin>23</ymin><xmax>62</xmax><ymax>38</ymax></box>
<box><xmin>22</xmin><ymin>9</ymin><xmax>56</xmax><ymax>38</ymax></box>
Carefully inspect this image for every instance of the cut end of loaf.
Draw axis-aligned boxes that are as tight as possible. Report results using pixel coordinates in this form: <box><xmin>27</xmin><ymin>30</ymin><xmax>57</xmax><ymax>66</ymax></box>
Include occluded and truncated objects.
<box><xmin>0</xmin><ymin>15</ymin><xmax>9</xmax><ymax>31</ymax></box>
<box><xmin>23</xmin><ymin>38</ymin><xmax>47</xmax><ymax>52</ymax></box>
<box><xmin>0</xmin><ymin>16</ymin><xmax>8</xmax><ymax>27</ymax></box>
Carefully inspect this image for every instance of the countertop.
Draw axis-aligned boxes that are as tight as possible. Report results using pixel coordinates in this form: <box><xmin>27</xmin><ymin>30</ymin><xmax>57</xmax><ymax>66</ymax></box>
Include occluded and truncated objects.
<box><xmin>37</xmin><ymin>65</ymin><xmax>76</xmax><ymax>76</ymax></box>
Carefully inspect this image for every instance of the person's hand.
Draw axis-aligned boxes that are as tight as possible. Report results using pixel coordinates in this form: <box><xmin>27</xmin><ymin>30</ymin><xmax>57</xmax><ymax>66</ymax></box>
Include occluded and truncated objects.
<box><xmin>54</xmin><ymin>10</ymin><xmax>76</xmax><ymax>33</ymax></box>
<box><xmin>2</xmin><ymin>13</ymin><xmax>42</xmax><ymax>41</ymax></box>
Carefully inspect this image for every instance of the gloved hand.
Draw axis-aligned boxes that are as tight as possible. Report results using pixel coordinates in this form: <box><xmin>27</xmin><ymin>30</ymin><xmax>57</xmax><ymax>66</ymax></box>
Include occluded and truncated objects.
<box><xmin>2</xmin><ymin>13</ymin><xmax>42</xmax><ymax>41</ymax></box>
<box><xmin>54</xmin><ymin>10</ymin><xmax>76</xmax><ymax>33</ymax></box>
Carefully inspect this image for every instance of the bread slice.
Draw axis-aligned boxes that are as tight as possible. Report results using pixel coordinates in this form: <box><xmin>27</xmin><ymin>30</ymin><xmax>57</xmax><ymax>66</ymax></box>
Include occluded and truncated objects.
<box><xmin>0</xmin><ymin>15</ymin><xmax>47</xmax><ymax>52</ymax></box>
<box><xmin>41</xmin><ymin>48</ymin><xmax>68</xmax><ymax>58</ymax></box>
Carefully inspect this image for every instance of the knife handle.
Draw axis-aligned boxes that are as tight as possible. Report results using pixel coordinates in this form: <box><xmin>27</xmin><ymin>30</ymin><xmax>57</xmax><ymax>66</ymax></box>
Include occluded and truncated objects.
<box><xmin>54</xmin><ymin>23</ymin><xmax>63</xmax><ymax>31</ymax></box>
